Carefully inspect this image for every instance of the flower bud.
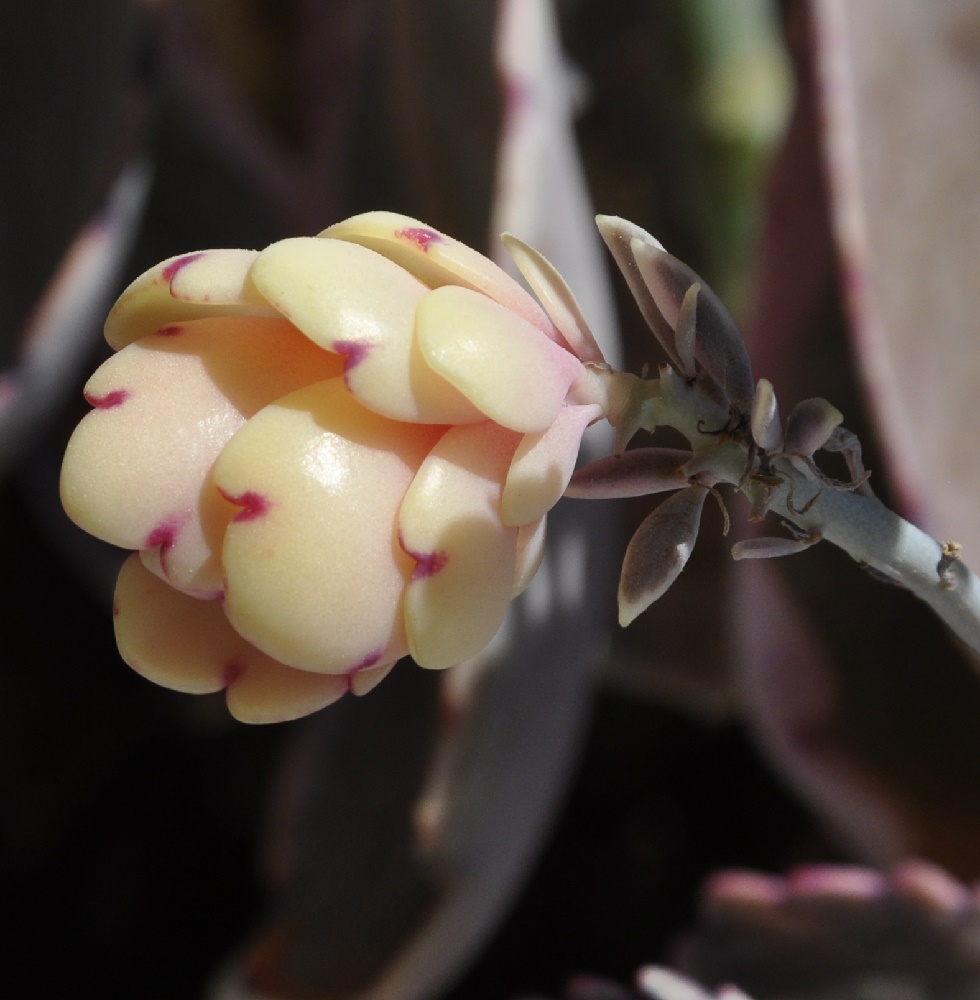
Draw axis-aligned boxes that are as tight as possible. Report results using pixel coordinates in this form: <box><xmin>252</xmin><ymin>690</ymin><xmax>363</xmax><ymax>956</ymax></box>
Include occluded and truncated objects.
<box><xmin>61</xmin><ymin>212</ymin><xmax>607</xmax><ymax>722</ymax></box>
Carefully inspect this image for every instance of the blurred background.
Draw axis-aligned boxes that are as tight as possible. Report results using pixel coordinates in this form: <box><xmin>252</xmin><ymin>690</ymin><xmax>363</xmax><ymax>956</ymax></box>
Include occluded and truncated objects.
<box><xmin>4</xmin><ymin>2</ymin><xmax>980</xmax><ymax>998</ymax></box>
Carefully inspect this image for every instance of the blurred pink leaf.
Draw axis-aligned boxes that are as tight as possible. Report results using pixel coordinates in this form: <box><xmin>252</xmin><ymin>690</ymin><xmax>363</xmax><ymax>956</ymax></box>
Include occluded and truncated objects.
<box><xmin>812</xmin><ymin>0</ymin><xmax>980</xmax><ymax>556</ymax></box>
<box><xmin>491</xmin><ymin>0</ymin><xmax>620</xmax><ymax>369</ymax></box>
<box><xmin>678</xmin><ymin>860</ymin><xmax>980</xmax><ymax>999</ymax></box>
<box><xmin>0</xmin><ymin>160</ymin><xmax>150</xmax><ymax>471</ymax></box>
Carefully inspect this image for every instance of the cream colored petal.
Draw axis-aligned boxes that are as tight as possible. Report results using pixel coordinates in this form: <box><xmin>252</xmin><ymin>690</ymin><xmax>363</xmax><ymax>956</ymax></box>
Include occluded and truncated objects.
<box><xmin>114</xmin><ymin>554</ymin><xmax>350</xmax><ymax>724</ymax></box>
<box><xmin>60</xmin><ymin>317</ymin><xmax>343</xmax><ymax>596</ymax></box>
<box><xmin>250</xmin><ymin>237</ymin><xmax>482</xmax><ymax>424</ymax></box>
<box><xmin>104</xmin><ymin>249</ymin><xmax>278</xmax><ymax>349</ymax></box>
<box><xmin>417</xmin><ymin>285</ymin><xmax>584</xmax><ymax>433</ymax></box>
<box><xmin>214</xmin><ymin>378</ymin><xmax>445</xmax><ymax>674</ymax></box>
<box><xmin>398</xmin><ymin>422</ymin><xmax>521</xmax><ymax>669</ymax></box>
<box><xmin>348</xmin><ymin>661</ymin><xmax>397</xmax><ymax>695</ymax></box>
<box><xmin>500</xmin><ymin>233</ymin><xmax>606</xmax><ymax>364</ymax></box>
<box><xmin>513</xmin><ymin>516</ymin><xmax>547</xmax><ymax>597</ymax></box>
<box><xmin>501</xmin><ymin>403</ymin><xmax>601</xmax><ymax>526</ymax></box>
<box><xmin>319</xmin><ymin>211</ymin><xmax>559</xmax><ymax>339</ymax></box>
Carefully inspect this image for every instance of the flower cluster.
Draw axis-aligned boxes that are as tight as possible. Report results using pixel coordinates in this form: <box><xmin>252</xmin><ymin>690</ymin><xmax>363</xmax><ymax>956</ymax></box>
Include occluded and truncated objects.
<box><xmin>61</xmin><ymin>212</ymin><xmax>616</xmax><ymax>722</ymax></box>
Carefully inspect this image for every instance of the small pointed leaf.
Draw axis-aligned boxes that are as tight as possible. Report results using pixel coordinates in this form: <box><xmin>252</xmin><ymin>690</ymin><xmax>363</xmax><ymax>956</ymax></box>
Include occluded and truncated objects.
<box><xmin>783</xmin><ymin>397</ymin><xmax>844</xmax><ymax>456</ymax></box>
<box><xmin>565</xmin><ymin>447</ymin><xmax>692</xmax><ymax>500</ymax></box>
<box><xmin>628</xmin><ymin>237</ymin><xmax>754</xmax><ymax>403</ymax></box>
<box><xmin>731</xmin><ymin>536</ymin><xmax>817</xmax><ymax>560</ymax></box>
<box><xmin>675</xmin><ymin>282</ymin><xmax>700</xmax><ymax>378</ymax></box>
<box><xmin>595</xmin><ymin>216</ymin><xmax>683</xmax><ymax>370</ymax></box>
<box><xmin>618</xmin><ymin>486</ymin><xmax>706</xmax><ymax>626</ymax></box>
<box><xmin>750</xmin><ymin>378</ymin><xmax>783</xmax><ymax>451</ymax></box>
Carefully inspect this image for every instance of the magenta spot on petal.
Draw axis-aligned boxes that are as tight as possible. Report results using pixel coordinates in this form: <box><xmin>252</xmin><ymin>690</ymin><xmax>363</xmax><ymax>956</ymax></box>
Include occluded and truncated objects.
<box><xmin>144</xmin><ymin>517</ymin><xmax>183</xmax><ymax>577</ymax></box>
<box><xmin>411</xmin><ymin>551</ymin><xmax>449</xmax><ymax>581</ymax></box>
<box><xmin>397</xmin><ymin>528</ymin><xmax>450</xmax><ymax>582</ymax></box>
<box><xmin>333</xmin><ymin>339</ymin><xmax>370</xmax><ymax>375</ymax></box>
<box><xmin>222</xmin><ymin>661</ymin><xmax>244</xmax><ymax>688</ymax></box>
<box><xmin>395</xmin><ymin>227</ymin><xmax>443</xmax><ymax>252</ymax></box>
<box><xmin>112</xmin><ymin>601</ymin><xmax>120</xmax><ymax>618</ymax></box>
<box><xmin>161</xmin><ymin>252</ymin><xmax>205</xmax><ymax>295</ymax></box>
<box><xmin>145</xmin><ymin>521</ymin><xmax>176</xmax><ymax>551</ymax></box>
<box><xmin>346</xmin><ymin>650</ymin><xmax>384</xmax><ymax>675</ymax></box>
<box><xmin>219</xmin><ymin>488</ymin><xmax>271</xmax><ymax>523</ymax></box>
<box><xmin>84</xmin><ymin>388</ymin><xmax>129</xmax><ymax>409</ymax></box>
<box><xmin>156</xmin><ymin>324</ymin><xmax>184</xmax><ymax>337</ymax></box>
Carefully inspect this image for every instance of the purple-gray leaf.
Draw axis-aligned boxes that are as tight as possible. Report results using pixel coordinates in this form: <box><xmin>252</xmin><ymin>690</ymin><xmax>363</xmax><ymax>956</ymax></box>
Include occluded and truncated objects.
<box><xmin>749</xmin><ymin>378</ymin><xmax>783</xmax><ymax>452</ymax></box>
<box><xmin>595</xmin><ymin>216</ymin><xmax>684</xmax><ymax>372</ymax></box>
<box><xmin>782</xmin><ymin>397</ymin><xmax>843</xmax><ymax>457</ymax></box>
<box><xmin>618</xmin><ymin>485</ymin><xmax>707</xmax><ymax>626</ymax></box>
<box><xmin>674</xmin><ymin>283</ymin><xmax>700</xmax><ymax>379</ymax></box>
<box><xmin>628</xmin><ymin>237</ymin><xmax>755</xmax><ymax>405</ymax></box>
<box><xmin>565</xmin><ymin>448</ymin><xmax>693</xmax><ymax>500</ymax></box>
<box><xmin>731</xmin><ymin>535</ymin><xmax>817</xmax><ymax>561</ymax></box>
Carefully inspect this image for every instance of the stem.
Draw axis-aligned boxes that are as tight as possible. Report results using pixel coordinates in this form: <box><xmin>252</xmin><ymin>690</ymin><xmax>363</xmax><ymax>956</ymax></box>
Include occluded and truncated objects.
<box><xmin>748</xmin><ymin>461</ymin><xmax>980</xmax><ymax>659</ymax></box>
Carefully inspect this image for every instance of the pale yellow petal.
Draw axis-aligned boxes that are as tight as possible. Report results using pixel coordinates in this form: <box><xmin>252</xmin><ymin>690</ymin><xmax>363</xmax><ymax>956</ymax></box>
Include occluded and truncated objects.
<box><xmin>104</xmin><ymin>249</ymin><xmax>277</xmax><ymax>349</ymax></box>
<box><xmin>319</xmin><ymin>211</ymin><xmax>557</xmax><ymax>338</ymax></box>
<box><xmin>398</xmin><ymin>422</ymin><xmax>521</xmax><ymax>669</ymax></box>
<box><xmin>501</xmin><ymin>403</ymin><xmax>601</xmax><ymax>526</ymax></box>
<box><xmin>417</xmin><ymin>286</ymin><xmax>584</xmax><ymax>433</ymax></box>
<box><xmin>513</xmin><ymin>516</ymin><xmax>547</xmax><ymax>597</ymax></box>
<box><xmin>60</xmin><ymin>317</ymin><xmax>343</xmax><ymax>596</ymax></box>
<box><xmin>500</xmin><ymin>233</ymin><xmax>606</xmax><ymax>364</ymax></box>
<box><xmin>250</xmin><ymin>237</ymin><xmax>482</xmax><ymax>424</ymax></box>
<box><xmin>214</xmin><ymin>378</ymin><xmax>445</xmax><ymax>674</ymax></box>
<box><xmin>114</xmin><ymin>554</ymin><xmax>350</xmax><ymax>724</ymax></box>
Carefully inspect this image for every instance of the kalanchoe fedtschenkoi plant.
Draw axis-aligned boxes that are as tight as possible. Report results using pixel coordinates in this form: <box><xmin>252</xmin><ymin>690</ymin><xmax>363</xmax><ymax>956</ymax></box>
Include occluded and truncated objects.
<box><xmin>61</xmin><ymin>211</ymin><xmax>980</xmax><ymax>723</ymax></box>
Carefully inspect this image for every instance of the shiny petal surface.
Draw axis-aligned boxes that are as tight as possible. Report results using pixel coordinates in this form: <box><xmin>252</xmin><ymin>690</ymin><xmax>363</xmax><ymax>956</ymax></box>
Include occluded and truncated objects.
<box><xmin>61</xmin><ymin>317</ymin><xmax>343</xmax><ymax>595</ymax></box>
<box><xmin>399</xmin><ymin>422</ymin><xmax>521</xmax><ymax>669</ymax></box>
<box><xmin>417</xmin><ymin>285</ymin><xmax>583</xmax><ymax>433</ymax></box>
<box><xmin>113</xmin><ymin>555</ymin><xmax>349</xmax><ymax>724</ymax></box>
<box><xmin>214</xmin><ymin>378</ymin><xmax>445</xmax><ymax>674</ymax></box>
<box><xmin>251</xmin><ymin>237</ymin><xmax>482</xmax><ymax>424</ymax></box>
<box><xmin>500</xmin><ymin>233</ymin><xmax>606</xmax><ymax>364</ymax></box>
<box><xmin>104</xmin><ymin>249</ymin><xmax>277</xmax><ymax>349</ymax></box>
<box><xmin>501</xmin><ymin>403</ymin><xmax>601</xmax><ymax>526</ymax></box>
<box><xmin>319</xmin><ymin>211</ymin><xmax>559</xmax><ymax>340</ymax></box>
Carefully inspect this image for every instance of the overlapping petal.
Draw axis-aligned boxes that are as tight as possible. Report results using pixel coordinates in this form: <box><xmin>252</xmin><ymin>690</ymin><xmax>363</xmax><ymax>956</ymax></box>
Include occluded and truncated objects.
<box><xmin>114</xmin><ymin>554</ymin><xmax>355</xmax><ymax>723</ymax></box>
<box><xmin>250</xmin><ymin>237</ymin><xmax>484</xmax><ymax>425</ymax></box>
<box><xmin>320</xmin><ymin>211</ymin><xmax>561</xmax><ymax>343</ymax></box>
<box><xmin>61</xmin><ymin>317</ymin><xmax>343</xmax><ymax>595</ymax></box>
<box><xmin>399</xmin><ymin>421</ymin><xmax>522</xmax><ymax>669</ymax></box>
<box><xmin>417</xmin><ymin>286</ymin><xmax>585</xmax><ymax>433</ymax></box>
<box><xmin>501</xmin><ymin>402</ymin><xmax>602</xmax><ymax>526</ymax></box>
<box><xmin>214</xmin><ymin>378</ymin><xmax>446</xmax><ymax>674</ymax></box>
<box><xmin>104</xmin><ymin>249</ymin><xmax>278</xmax><ymax>349</ymax></box>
